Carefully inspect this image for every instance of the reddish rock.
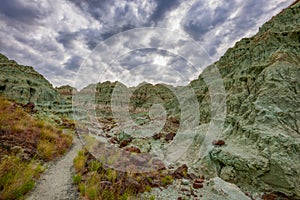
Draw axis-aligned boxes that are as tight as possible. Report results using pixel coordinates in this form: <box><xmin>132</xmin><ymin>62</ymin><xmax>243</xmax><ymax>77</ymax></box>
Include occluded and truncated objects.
<box><xmin>109</xmin><ymin>137</ymin><xmax>118</xmax><ymax>144</ymax></box>
<box><xmin>125</xmin><ymin>146</ymin><xmax>141</xmax><ymax>153</ymax></box>
<box><xmin>180</xmin><ymin>188</ymin><xmax>189</xmax><ymax>192</ymax></box>
<box><xmin>152</xmin><ymin>132</ymin><xmax>163</xmax><ymax>140</ymax></box>
<box><xmin>212</xmin><ymin>139</ymin><xmax>225</xmax><ymax>146</ymax></box>
<box><xmin>188</xmin><ymin>173</ymin><xmax>198</xmax><ymax>180</ymax></box>
<box><xmin>193</xmin><ymin>182</ymin><xmax>204</xmax><ymax>189</ymax></box>
<box><xmin>194</xmin><ymin>178</ymin><xmax>204</xmax><ymax>183</ymax></box>
<box><xmin>119</xmin><ymin>138</ymin><xmax>132</xmax><ymax>148</ymax></box>
<box><xmin>262</xmin><ymin>193</ymin><xmax>277</xmax><ymax>200</ymax></box>
<box><xmin>165</xmin><ymin>132</ymin><xmax>176</xmax><ymax>142</ymax></box>
<box><xmin>173</xmin><ymin>164</ymin><xmax>188</xmax><ymax>179</ymax></box>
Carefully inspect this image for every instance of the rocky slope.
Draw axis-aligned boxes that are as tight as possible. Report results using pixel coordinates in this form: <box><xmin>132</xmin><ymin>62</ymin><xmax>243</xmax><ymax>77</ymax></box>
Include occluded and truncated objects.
<box><xmin>0</xmin><ymin>54</ymin><xmax>60</xmax><ymax>106</ymax></box>
<box><xmin>190</xmin><ymin>1</ymin><xmax>300</xmax><ymax>198</ymax></box>
<box><xmin>0</xmin><ymin>54</ymin><xmax>72</xmax><ymax>116</ymax></box>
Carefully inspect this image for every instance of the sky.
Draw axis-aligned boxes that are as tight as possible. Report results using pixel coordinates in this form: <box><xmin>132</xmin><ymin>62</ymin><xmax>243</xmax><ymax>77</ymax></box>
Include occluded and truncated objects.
<box><xmin>0</xmin><ymin>0</ymin><xmax>294</xmax><ymax>89</ymax></box>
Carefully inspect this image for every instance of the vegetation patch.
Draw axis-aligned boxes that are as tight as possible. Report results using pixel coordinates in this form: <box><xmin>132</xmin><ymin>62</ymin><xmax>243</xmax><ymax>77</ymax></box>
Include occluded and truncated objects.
<box><xmin>0</xmin><ymin>156</ymin><xmax>43</xmax><ymax>199</ymax></box>
<box><xmin>0</xmin><ymin>97</ymin><xmax>74</xmax><ymax>199</ymax></box>
<box><xmin>73</xmin><ymin>150</ymin><xmax>174</xmax><ymax>200</ymax></box>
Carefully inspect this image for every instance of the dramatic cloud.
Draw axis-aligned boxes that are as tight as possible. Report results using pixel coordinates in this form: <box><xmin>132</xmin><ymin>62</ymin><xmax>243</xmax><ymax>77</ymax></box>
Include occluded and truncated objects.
<box><xmin>0</xmin><ymin>0</ymin><xmax>294</xmax><ymax>88</ymax></box>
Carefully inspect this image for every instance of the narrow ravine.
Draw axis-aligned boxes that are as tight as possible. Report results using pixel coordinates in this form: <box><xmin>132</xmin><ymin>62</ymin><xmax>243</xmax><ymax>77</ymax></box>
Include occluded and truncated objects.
<box><xmin>27</xmin><ymin>136</ymin><xmax>82</xmax><ymax>200</ymax></box>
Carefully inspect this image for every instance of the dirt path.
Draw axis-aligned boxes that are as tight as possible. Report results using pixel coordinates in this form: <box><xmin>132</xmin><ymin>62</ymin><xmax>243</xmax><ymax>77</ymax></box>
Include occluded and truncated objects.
<box><xmin>27</xmin><ymin>136</ymin><xmax>83</xmax><ymax>200</ymax></box>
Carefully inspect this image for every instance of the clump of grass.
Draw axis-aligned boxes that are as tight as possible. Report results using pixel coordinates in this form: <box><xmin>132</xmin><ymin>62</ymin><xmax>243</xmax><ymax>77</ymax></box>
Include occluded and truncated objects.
<box><xmin>0</xmin><ymin>156</ymin><xmax>43</xmax><ymax>199</ymax></box>
<box><xmin>161</xmin><ymin>175</ymin><xmax>173</xmax><ymax>186</ymax></box>
<box><xmin>106</xmin><ymin>169</ymin><xmax>117</xmax><ymax>183</ymax></box>
<box><xmin>149</xmin><ymin>195</ymin><xmax>155</xmax><ymax>200</ymax></box>
<box><xmin>145</xmin><ymin>185</ymin><xmax>152</xmax><ymax>192</ymax></box>
<box><xmin>73</xmin><ymin>174</ymin><xmax>82</xmax><ymax>184</ymax></box>
<box><xmin>86</xmin><ymin>186</ymin><xmax>98</xmax><ymax>200</ymax></box>
<box><xmin>74</xmin><ymin>150</ymin><xmax>86</xmax><ymax>173</ymax></box>
<box><xmin>89</xmin><ymin>160</ymin><xmax>102</xmax><ymax>172</ymax></box>
<box><xmin>78</xmin><ymin>182</ymin><xmax>86</xmax><ymax>196</ymax></box>
<box><xmin>101</xmin><ymin>189</ymin><xmax>114</xmax><ymax>200</ymax></box>
<box><xmin>40</xmin><ymin>129</ymin><xmax>59</xmax><ymax>142</ymax></box>
<box><xmin>37</xmin><ymin>140</ymin><xmax>56</xmax><ymax>161</ymax></box>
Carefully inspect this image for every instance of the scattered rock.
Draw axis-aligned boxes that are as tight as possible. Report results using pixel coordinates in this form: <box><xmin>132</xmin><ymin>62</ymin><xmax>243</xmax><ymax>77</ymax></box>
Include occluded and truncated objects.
<box><xmin>109</xmin><ymin>137</ymin><xmax>118</xmax><ymax>144</ymax></box>
<box><xmin>165</xmin><ymin>132</ymin><xmax>176</xmax><ymax>142</ymax></box>
<box><xmin>188</xmin><ymin>173</ymin><xmax>198</xmax><ymax>180</ymax></box>
<box><xmin>212</xmin><ymin>140</ymin><xmax>225</xmax><ymax>146</ymax></box>
<box><xmin>194</xmin><ymin>178</ymin><xmax>205</xmax><ymax>183</ymax></box>
<box><xmin>180</xmin><ymin>187</ymin><xmax>189</xmax><ymax>192</ymax></box>
<box><xmin>173</xmin><ymin>164</ymin><xmax>188</xmax><ymax>179</ymax></box>
<box><xmin>119</xmin><ymin>138</ymin><xmax>132</xmax><ymax>148</ymax></box>
<box><xmin>152</xmin><ymin>132</ymin><xmax>163</xmax><ymax>140</ymax></box>
<box><xmin>193</xmin><ymin>182</ymin><xmax>204</xmax><ymax>189</ymax></box>
<box><xmin>124</xmin><ymin>146</ymin><xmax>141</xmax><ymax>153</ymax></box>
<box><xmin>181</xmin><ymin>179</ymin><xmax>189</xmax><ymax>185</ymax></box>
<box><xmin>262</xmin><ymin>193</ymin><xmax>277</xmax><ymax>200</ymax></box>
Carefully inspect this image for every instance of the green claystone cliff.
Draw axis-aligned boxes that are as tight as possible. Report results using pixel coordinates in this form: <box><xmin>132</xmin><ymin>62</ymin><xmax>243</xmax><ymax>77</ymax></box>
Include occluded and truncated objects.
<box><xmin>191</xmin><ymin>1</ymin><xmax>300</xmax><ymax>198</ymax></box>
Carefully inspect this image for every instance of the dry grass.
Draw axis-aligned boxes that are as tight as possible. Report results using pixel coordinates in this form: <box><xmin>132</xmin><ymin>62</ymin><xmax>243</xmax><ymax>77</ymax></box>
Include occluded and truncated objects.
<box><xmin>74</xmin><ymin>150</ymin><xmax>86</xmax><ymax>173</ymax></box>
<box><xmin>0</xmin><ymin>96</ymin><xmax>73</xmax><ymax>161</ymax></box>
<box><xmin>0</xmin><ymin>96</ymin><xmax>74</xmax><ymax>199</ymax></box>
<box><xmin>0</xmin><ymin>156</ymin><xmax>43</xmax><ymax>199</ymax></box>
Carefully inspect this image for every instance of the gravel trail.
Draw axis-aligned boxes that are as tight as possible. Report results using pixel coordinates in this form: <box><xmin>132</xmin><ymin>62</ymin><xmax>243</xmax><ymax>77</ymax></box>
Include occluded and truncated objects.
<box><xmin>27</xmin><ymin>136</ymin><xmax>83</xmax><ymax>200</ymax></box>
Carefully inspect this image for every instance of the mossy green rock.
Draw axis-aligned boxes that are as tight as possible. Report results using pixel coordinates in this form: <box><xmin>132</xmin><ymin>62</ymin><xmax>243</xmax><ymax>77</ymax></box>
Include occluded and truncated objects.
<box><xmin>0</xmin><ymin>54</ymin><xmax>60</xmax><ymax>107</ymax></box>
<box><xmin>191</xmin><ymin>2</ymin><xmax>300</xmax><ymax>198</ymax></box>
<box><xmin>0</xmin><ymin>54</ymin><xmax>72</xmax><ymax>116</ymax></box>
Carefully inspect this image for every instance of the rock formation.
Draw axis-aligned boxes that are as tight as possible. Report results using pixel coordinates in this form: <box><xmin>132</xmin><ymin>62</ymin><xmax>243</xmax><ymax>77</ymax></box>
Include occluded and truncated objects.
<box><xmin>190</xmin><ymin>1</ymin><xmax>300</xmax><ymax>198</ymax></box>
<box><xmin>0</xmin><ymin>54</ymin><xmax>73</xmax><ymax>116</ymax></box>
<box><xmin>0</xmin><ymin>54</ymin><xmax>61</xmax><ymax>107</ymax></box>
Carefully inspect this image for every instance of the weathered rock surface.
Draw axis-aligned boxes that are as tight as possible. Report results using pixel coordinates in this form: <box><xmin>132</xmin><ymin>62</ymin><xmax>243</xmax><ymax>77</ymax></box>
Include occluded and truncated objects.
<box><xmin>190</xmin><ymin>1</ymin><xmax>300</xmax><ymax>198</ymax></box>
<box><xmin>142</xmin><ymin>177</ymin><xmax>251</xmax><ymax>200</ymax></box>
<box><xmin>0</xmin><ymin>54</ymin><xmax>72</xmax><ymax>116</ymax></box>
<box><xmin>0</xmin><ymin>54</ymin><xmax>60</xmax><ymax>106</ymax></box>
